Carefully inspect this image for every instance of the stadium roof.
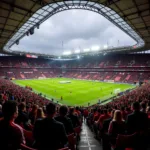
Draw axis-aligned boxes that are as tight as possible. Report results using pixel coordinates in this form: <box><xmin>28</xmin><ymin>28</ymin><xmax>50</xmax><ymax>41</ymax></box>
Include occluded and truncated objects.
<box><xmin>0</xmin><ymin>0</ymin><xmax>150</xmax><ymax>56</ymax></box>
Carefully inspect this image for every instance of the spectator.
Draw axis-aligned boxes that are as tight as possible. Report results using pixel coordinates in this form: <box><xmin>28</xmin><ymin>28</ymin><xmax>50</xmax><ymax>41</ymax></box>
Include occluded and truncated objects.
<box><xmin>101</xmin><ymin>110</ymin><xmax>115</xmax><ymax>150</ymax></box>
<box><xmin>67</xmin><ymin>107</ymin><xmax>80</xmax><ymax>128</ymax></box>
<box><xmin>0</xmin><ymin>104</ymin><xmax>3</xmax><ymax>118</ymax></box>
<box><xmin>147</xmin><ymin>107</ymin><xmax>150</xmax><ymax>117</ymax></box>
<box><xmin>93</xmin><ymin>108</ymin><xmax>101</xmax><ymax>122</ymax></box>
<box><xmin>36</xmin><ymin>107</ymin><xmax>45</xmax><ymax>120</ymax></box>
<box><xmin>75</xmin><ymin>106</ymin><xmax>81</xmax><ymax>116</ymax></box>
<box><xmin>83</xmin><ymin>108</ymin><xmax>88</xmax><ymax>121</ymax></box>
<box><xmin>108</xmin><ymin>110</ymin><xmax>126</xmax><ymax>144</ymax></box>
<box><xmin>140</xmin><ymin>102</ymin><xmax>146</xmax><ymax>113</ymax></box>
<box><xmin>127</xmin><ymin>102</ymin><xmax>148</xmax><ymax>134</ymax></box>
<box><xmin>87</xmin><ymin>109</ymin><xmax>94</xmax><ymax>126</ymax></box>
<box><xmin>15</xmin><ymin>102</ymin><xmax>30</xmax><ymax>129</ymax></box>
<box><xmin>125</xmin><ymin>107</ymin><xmax>132</xmax><ymax>116</ymax></box>
<box><xmin>102</xmin><ymin>109</ymin><xmax>115</xmax><ymax>133</ymax></box>
<box><xmin>55</xmin><ymin>105</ymin><xmax>74</xmax><ymax>134</ymax></box>
<box><xmin>29</xmin><ymin>104</ymin><xmax>38</xmax><ymax>124</ymax></box>
<box><xmin>0</xmin><ymin>101</ymin><xmax>25</xmax><ymax>150</ymax></box>
<box><xmin>96</xmin><ymin>109</ymin><xmax>110</xmax><ymax>128</ymax></box>
<box><xmin>33</xmin><ymin>103</ymin><xmax>68</xmax><ymax>150</ymax></box>
<box><xmin>146</xmin><ymin>101</ymin><xmax>150</xmax><ymax>111</ymax></box>
<box><xmin>121</xmin><ymin>106</ymin><xmax>127</xmax><ymax>120</ymax></box>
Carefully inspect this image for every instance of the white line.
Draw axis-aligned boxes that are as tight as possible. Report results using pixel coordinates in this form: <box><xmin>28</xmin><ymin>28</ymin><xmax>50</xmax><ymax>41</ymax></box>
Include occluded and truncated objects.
<box><xmin>84</xmin><ymin>123</ymin><xmax>92</xmax><ymax>150</ymax></box>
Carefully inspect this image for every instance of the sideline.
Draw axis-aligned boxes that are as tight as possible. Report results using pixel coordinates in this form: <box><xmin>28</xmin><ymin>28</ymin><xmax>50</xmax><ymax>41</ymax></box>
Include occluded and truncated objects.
<box><xmin>12</xmin><ymin>78</ymin><xmax>136</xmax><ymax>107</ymax></box>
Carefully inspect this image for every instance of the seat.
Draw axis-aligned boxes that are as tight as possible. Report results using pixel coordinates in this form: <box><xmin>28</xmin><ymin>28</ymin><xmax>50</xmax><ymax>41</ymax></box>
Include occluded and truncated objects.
<box><xmin>74</xmin><ymin>126</ymin><xmax>81</xmax><ymax>141</ymax></box>
<box><xmin>112</xmin><ymin>133</ymin><xmax>137</xmax><ymax>150</ymax></box>
<box><xmin>20</xmin><ymin>144</ymin><xmax>37</xmax><ymax>150</ymax></box>
<box><xmin>58</xmin><ymin>147</ymin><xmax>70</xmax><ymax>150</ymax></box>
<box><xmin>74</xmin><ymin>126</ymin><xmax>81</xmax><ymax>135</ymax></box>
<box><xmin>67</xmin><ymin>133</ymin><xmax>76</xmax><ymax>150</ymax></box>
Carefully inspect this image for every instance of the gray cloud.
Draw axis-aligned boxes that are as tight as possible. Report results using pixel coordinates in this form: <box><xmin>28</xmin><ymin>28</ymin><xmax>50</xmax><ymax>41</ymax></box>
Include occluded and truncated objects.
<box><xmin>11</xmin><ymin>9</ymin><xmax>136</xmax><ymax>55</ymax></box>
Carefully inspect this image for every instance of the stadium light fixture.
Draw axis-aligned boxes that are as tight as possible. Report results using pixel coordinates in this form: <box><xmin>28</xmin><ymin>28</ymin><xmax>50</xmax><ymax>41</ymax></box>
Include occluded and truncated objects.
<box><xmin>104</xmin><ymin>45</ymin><xmax>108</xmax><ymax>49</ymax></box>
<box><xmin>74</xmin><ymin>49</ymin><xmax>80</xmax><ymax>53</ymax></box>
<box><xmin>91</xmin><ymin>46</ymin><xmax>100</xmax><ymax>51</ymax></box>
<box><xmin>83</xmin><ymin>48</ymin><xmax>90</xmax><ymax>52</ymax></box>
<box><xmin>37</xmin><ymin>24</ymin><xmax>40</xmax><ymax>29</ymax></box>
<box><xmin>77</xmin><ymin>55</ymin><xmax>80</xmax><ymax>59</ymax></box>
<box><xmin>63</xmin><ymin>51</ymin><xmax>72</xmax><ymax>55</ymax></box>
<box><xmin>58</xmin><ymin>56</ymin><xmax>61</xmax><ymax>59</ymax></box>
<box><xmin>16</xmin><ymin>40</ymin><xmax>19</xmax><ymax>45</ymax></box>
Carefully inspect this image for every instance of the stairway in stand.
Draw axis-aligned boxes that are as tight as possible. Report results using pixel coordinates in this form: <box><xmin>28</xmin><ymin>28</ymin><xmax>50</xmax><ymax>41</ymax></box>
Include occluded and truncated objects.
<box><xmin>78</xmin><ymin>122</ymin><xmax>102</xmax><ymax>150</ymax></box>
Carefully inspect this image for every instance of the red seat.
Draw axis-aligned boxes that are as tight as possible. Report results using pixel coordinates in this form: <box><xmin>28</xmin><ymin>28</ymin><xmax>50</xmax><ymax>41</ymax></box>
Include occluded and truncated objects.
<box><xmin>116</xmin><ymin>133</ymin><xmax>136</xmax><ymax>147</ymax></box>
<box><xmin>58</xmin><ymin>147</ymin><xmax>70</xmax><ymax>150</ymax></box>
<box><xmin>74</xmin><ymin>126</ymin><xmax>81</xmax><ymax>141</ymax></box>
<box><xmin>111</xmin><ymin>133</ymin><xmax>137</xmax><ymax>150</ymax></box>
<box><xmin>67</xmin><ymin>133</ymin><xmax>76</xmax><ymax>150</ymax></box>
<box><xmin>20</xmin><ymin>144</ymin><xmax>37</xmax><ymax>150</ymax></box>
<box><xmin>74</xmin><ymin>126</ymin><xmax>81</xmax><ymax>135</ymax></box>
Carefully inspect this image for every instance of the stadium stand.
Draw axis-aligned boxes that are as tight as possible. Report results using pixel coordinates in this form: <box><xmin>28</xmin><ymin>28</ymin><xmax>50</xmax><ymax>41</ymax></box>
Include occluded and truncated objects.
<box><xmin>0</xmin><ymin>76</ymin><xmax>150</xmax><ymax>150</ymax></box>
<box><xmin>0</xmin><ymin>54</ymin><xmax>150</xmax><ymax>84</ymax></box>
<box><xmin>0</xmin><ymin>0</ymin><xmax>150</xmax><ymax>149</ymax></box>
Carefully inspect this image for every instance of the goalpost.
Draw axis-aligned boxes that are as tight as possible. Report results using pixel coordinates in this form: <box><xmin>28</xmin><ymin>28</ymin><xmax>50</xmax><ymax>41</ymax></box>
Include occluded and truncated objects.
<box><xmin>114</xmin><ymin>88</ymin><xmax>121</xmax><ymax>94</ymax></box>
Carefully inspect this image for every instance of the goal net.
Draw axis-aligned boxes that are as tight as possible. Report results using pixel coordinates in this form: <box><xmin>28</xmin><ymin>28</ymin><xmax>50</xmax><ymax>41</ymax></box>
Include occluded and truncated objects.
<box><xmin>114</xmin><ymin>88</ymin><xmax>121</xmax><ymax>94</ymax></box>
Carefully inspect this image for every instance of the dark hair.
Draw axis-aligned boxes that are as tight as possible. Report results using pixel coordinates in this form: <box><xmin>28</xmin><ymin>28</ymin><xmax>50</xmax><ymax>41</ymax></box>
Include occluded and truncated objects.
<box><xmin>19</xmin><ymin>102</ymin><xmax>26</xmax><ymax>111</ymax></box>
<box><xmin>111</xmin><ymin>109</ymin><xmax>115</xmax><ymax>117</ymax></box>
<box><xmin>98</xmin><ymin>108</ymin><xmax>101</xmax><ymax>113</ymax></box>
<box><xmin>59</xmin><ymin>105</ymin><xmax>68</xmax><ymax>116</ymax></box>
<box><xmin>103</xmin><ymin>109</ymin><xmax>107</xmax><ymax>114</ymax></box>
<box><xmin>46</xmin><ymin>103</ymin><xmax>56</xmax><ymax>115</ymax></box>
<box><xmin>141</xmin><ymin>102</ymin><xmax>146</xmax><ymax>109</ymax></box>
<box><xmin>69</xmin><ymin>107</ymin><xmax>74</xmax><ymax>114</ymax></box>
<box><xmin>121</xmin><ymin>107</ymin><xmax>125</xmax><ymax>111</ymax></box>
<box><xmin>126</xmin><ymin>107</ymin><xmax>131</xmax><ymax>112</ymax></box>
<box><xmin>76</xmin><ymin>106</ymin><xmax>79</xmax><ymax>110</ymax></box>
<box><xmin>2</xmin><ymin>101</ymin><xmax>17</xmax><ymax>120</ymax></box>
<box><xmin>133</xmin><ymin>102</ymin><xmax>140</xmax><ymax>110</ymax></box>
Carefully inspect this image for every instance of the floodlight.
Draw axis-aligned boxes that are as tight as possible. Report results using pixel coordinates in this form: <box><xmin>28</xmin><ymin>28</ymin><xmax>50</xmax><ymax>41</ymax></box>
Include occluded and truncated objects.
<box><xmin>74</xmin><ymin>49</ymin><xmax>80</xmax><ymax>53</ymax></box>
<box><xmin>37</xmin><ymin>24</ymin><xmax>40</xmax><ymax>29</ymax></box>
<box><xmin>26</xmin><ymin>32</ymin><xmax>29</xmax><ymax>36</ymax></box>
<box><xmin>58</xmin><ymin>56</ymin><xmax>61</xmax><ymax>59</ymax></box>
<box><xmin>29</xmin><ymin>28</ymin><xmax>34</xmax><ymax>35</ymax></box>
<box><xmin>63</xmin><ymin>51</ymin><xmax>71</xmax><ymax>55</ymax></box>
<box><xmin>16</xmin><ymin>40</ymin><xmax>19</xmax><ymax>45</ymax></box>
<box><xmin>91</xmin><ymin>46</ymin><xmax>100</xmax><ymax>51</ymax></box>
<box><xmin>104</xmin><ymin>45</ymin><xmax>108</xmax><ymax>49</ymax></box>
<box><xmin>83</xmin><ymin>48</ymin><xmax>90</xmax><ymax>52</ymax></box>
<box><xmin>77</xmin><ymin>55</ymin><xmax>80</xmax><ymax>59</ymax></box>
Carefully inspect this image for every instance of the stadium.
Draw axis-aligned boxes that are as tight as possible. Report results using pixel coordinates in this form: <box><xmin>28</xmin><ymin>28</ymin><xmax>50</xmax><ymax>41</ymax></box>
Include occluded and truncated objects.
<box><xmin>0</xmin><ymin>0</ymin><xmax>150</xmax><ymax>150</ymax></box>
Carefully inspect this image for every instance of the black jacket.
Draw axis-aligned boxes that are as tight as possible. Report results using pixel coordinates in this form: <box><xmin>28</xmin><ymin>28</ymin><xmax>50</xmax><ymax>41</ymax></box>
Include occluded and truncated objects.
<box><xmin>67</xmin><ymin>114</ymin><xmax>80</xmax><ymax>128</ymax></box>
<box><xmin>15</xmin><ymin>110</ymin><xmax>29</xmax><ymax>129</ymax></box>
<box><xmin>126</xmin><ymin>111</ymin><xmax>148</xmax><ymax>134</ymax></box>
<box><xmin>33</xmin><ymin>118</ymin><xmax>68</xmax><ymax>150</ymax></box>
<box><xmin>55</xmin><ymin>116</ymin><xmax>74</xmax><ymax>134</ymax></box>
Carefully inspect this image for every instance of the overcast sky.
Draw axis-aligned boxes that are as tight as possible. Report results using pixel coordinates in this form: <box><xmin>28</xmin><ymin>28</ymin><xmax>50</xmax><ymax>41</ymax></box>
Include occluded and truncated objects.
<box><xmin>11</xmin><ymin>9</ymin><xmax>136</xmax><ymax>56</ymax></box>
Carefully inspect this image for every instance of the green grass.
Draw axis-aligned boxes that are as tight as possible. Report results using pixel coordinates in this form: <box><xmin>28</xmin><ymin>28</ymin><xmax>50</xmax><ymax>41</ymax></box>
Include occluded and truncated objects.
<box><xmin>13</xmin><ymin>78</ymin><xmax>135</xmax><ymax>106</ymax></box>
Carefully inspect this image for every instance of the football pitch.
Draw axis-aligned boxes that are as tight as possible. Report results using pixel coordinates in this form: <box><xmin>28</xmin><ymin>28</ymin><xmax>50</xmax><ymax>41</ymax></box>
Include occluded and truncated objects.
<box><xmin>13</xmin><ymin>78</ymin><xmax>135</xmax><ymax>106</ymax></box>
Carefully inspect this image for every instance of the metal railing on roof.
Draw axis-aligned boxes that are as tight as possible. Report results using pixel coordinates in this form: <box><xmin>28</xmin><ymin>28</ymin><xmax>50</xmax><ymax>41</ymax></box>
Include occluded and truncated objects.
<box><xmin>3</xmin><ymin>0</ymin><xmax>145</xmax><ymax>56</ymax></box>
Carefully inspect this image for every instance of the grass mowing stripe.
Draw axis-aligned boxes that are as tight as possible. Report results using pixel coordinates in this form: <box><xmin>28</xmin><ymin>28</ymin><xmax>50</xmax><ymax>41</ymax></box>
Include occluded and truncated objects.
<box><xmin>13</xmin><ymin>78</ymin><xmax>135</xmax><ymax>106</ymax></box>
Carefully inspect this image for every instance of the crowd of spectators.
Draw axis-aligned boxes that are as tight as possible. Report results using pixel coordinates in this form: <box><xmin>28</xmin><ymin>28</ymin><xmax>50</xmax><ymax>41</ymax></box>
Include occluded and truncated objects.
<box><xmin>0</xmin><ymin>78</ymin><xmax>150</xmax><ymax>150</ymax></box>
<box><xmin>0</xmin><ymin>79</ymin><xmax>82</xmax><ymax>150</ymax></box>
<box><xmin>87</xmin><ymin>83</ymin><xmax>150</xmax><ymax>150</ymax></box>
